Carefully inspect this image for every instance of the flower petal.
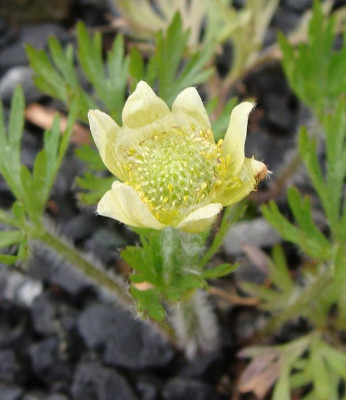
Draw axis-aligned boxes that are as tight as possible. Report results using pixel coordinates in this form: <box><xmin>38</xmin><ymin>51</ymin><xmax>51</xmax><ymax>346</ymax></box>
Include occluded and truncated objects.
<box><xmin>122</xmin><ymin>81</ymin><xmax>170</xmax><ymax>128</ymax></box>
<box><xmin>222</xmin><ymin>102</ymin><xmax>254</xmax><ymax>175</ymax></box>
<box><xmin>251</xmin><ymin>158</ymin><xmax>268</xmax><ymax>182</ymax></box>
<box><xmin>172</xmin><ymin>87</ymin><xmax>211</xmax><ymax>131</ymax></box>
<box><xmin>216</xmin><ymin>158</ymin><xmax>257</xmax><ymax>206</ymax></box>
<box><xmin>97</xmin><ymin>181</ymin><xmax>166</xmax><ymax>229</ymax></box>
<box><xmin>176</xmin><ymin>203</ymin><xmax>222</xmax><ymax>233</ymax></box>
<box><xmin>88</xmin><ymin>110</ymin><xmax>126</xmax><ymax>180</ymax></box>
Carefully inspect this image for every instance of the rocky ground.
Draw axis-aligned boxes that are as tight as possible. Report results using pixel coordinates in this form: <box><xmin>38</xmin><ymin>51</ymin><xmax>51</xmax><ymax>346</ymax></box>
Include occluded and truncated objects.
<box><xmin>0</xmin><ymin>1</ymin><xmax>337</xmax><ymax>399</ymax></box>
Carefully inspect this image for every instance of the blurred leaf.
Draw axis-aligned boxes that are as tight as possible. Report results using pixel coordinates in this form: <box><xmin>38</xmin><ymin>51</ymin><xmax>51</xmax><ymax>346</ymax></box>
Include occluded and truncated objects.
<box><xmin>202</xmin><ymin>263</ymin><xmax>238</xmax><ymax>279</ymax></box>
<box><xmin>0</xmin><ymin>230</ymin><xmax>23</xmax><ymax>248</ymax></box>
<box><xmin>279</xmin><ymin>0</ymin><xmax>346</xmax><ymax>112</ymax></box>
<box><xmin>262</xmin><ymin>200</ymin><xmax>331</xmax><ymax>261</ymax></box>
<box><xmin>143</xmin><ymin>13</ymin><xmax>214</xmax><ymax>106</ymax></box>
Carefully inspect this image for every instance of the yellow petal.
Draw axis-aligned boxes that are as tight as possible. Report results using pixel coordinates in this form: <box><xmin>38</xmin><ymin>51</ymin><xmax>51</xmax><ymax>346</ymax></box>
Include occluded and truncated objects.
<box><xmin>97</xmin><ymin>181</ymin><xmax>166</xmax><ymax>230</ymax></box>
<box><xmin>222</xmin><ymin>102</ymin><xmax>254</xmax><ymax>175</ymax></box>
<box><xmin>217</xmin><ymin>158</ymin><xmax>257</xmax><ymax>206</ymax></box>
<box><xmin>172</xmin><ymin>87</ymin><xmax>211</xmax><ymax>131</ymax></box>
<box><xmin>88</xmin><ymin>110</ymin><xmax>126</xmax><ymax>180</ymax></box>
<box><xmin>176</xmin><ymin>203</ymin><xmax>223</xmax><ymax>233</ymax></box>
<box><xmin>122</xmin><ymin>81</ymin><xmax>170</xmax><ymax>128</ymax></box>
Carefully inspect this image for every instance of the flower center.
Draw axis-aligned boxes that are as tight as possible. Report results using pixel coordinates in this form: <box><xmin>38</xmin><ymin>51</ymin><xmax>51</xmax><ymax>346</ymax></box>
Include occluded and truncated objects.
<box><xmin>123</xmin><ymin>127</ymin><xmax>228</xmax><ymax>224</ymax></box>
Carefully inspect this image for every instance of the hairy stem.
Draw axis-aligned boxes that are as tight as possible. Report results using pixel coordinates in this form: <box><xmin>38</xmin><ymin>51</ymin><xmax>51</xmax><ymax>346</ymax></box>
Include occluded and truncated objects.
<box><xmin>29</xmin><ymin>222</ymin><xmax>133</xmax><ymax>304</ymax></box>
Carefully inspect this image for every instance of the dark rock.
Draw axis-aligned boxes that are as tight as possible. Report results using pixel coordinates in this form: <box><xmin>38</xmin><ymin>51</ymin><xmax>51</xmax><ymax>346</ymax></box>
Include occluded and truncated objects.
<box><xmin>31</xmin><ymin>293</ymin><xmax>58</xmax><ymax>336</ymax></box>
<box><xmin>71</xmin><ymin>361</ymin><xmax>138</xmax><ymax>400</ymax></box>
<box><xmin>283</xmin><ymin>0</ymin><xmax>312</xmax><ymax>13</ymax></box>
<box><xmin>0</xmin><ymin>386</ymin><xmax>23</xmax><ymax>400</ymax></box>
<box><xmin>61</xmin><ymin>213</ymin><xmax>99</xmax><ymax>241</ymax></box>
<box><xmin>271</xmin><ymin>6</ymin><xmax>301</xmax><ymax>34</ymax></box>
<box><xmin>0</xmin><ymin>17</ymin><xmax>17</xmax><ymax>50</ymax></box>
<box><xmin>0</xmin><ymin>303</ymin><xmax>28</xmax><ymax>349</ymax></box>
<box><xmin>177</xmin><ymin>350</ymin><xmax>226</xmax><ymax>384</ymax></box>
<box><xmin>22</xmin><ymin>394</ymin><xmax>45</xmax><ymax>400</ymax></box>
<box><xmin>245</xmin><ymin>126</ymin><xmax>296</xmax><ymax>176</ymax></box>
<box><xmin>29</xmin><ymin>337</ymin><xmax>72</xmax><ymax>385</ymax></box>
<box><xmin>0</xmin><ymin>269</ymin><xmax>43</xmax><ymax>306</ymax></box>
<box><xmin>223</xmin><ymin>218</ymin><xmax>281</xmax><ymax>255</ymax></box>
<box><xmin>0</xmin><ymin>66</ymin><xmax>42</xmax><ymax>103</ymax></box>
<box><xmin>262</xmin><ymin>93</ymin><xmax>298</xmax><ymax>133</ymax></box>
<box><xmin>134</xmin><ymin>374</ymin><xmax>161</xmax><ymax>400</ymax></box>
<box><xmin>0</xmin><ymin>349</ymin><xmax>19</xmax><ymax>383</ymax></box>
<box><xmin>21</xmin><ymin>130</ymin><xmax>41</xmax><ymax>170</ymax></box>
<box><xmin>0</xmin><ymin>24</ymin><xmax>68</xmax><ymax>69</ymax></box>
<box><xmin>84</xmin><ymin>228</ymin><xmax>126</xmax><ymax>266</ymax></box>
<box><xmin>44</xmin><ymin>395</ymin><xmax>69</xmax><ymax>400</ymax></box>
<box><xmin>77</xmin><ymin>303</ymin><xmax>174</xmax><ymax>369</ymax></box>
<box><xmin>28</xmin><ymin>243</ymin><xmax>92</xmax><ymax>296</ymax></box>
<box><xmin>0</xmin><ymin>0</ymin><xmax>74</xmax><ymax>24</ymax></box>
<box><xmin>52</xmin><ymin>147</ymin><xmax>84</xmax><ymax>199</ymax></box>
<box><xmin>162</xmin><ymin>378</ymin><xmax>222</xmax><ymax>400</ymax></box>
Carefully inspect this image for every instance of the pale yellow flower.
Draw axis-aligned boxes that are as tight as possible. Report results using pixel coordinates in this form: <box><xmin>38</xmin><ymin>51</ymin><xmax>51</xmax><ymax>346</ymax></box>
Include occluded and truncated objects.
<box><xmin>88</xmin><ymin>81</ymin><xmax>267</xmax><ymax>233</ymax></box>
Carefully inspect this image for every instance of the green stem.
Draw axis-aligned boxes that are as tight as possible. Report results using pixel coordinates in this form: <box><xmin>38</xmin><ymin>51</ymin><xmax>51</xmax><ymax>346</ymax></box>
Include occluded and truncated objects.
<box><xmin>257</xmin><ymin>268</ymin><xmax>333</xmax><ymax>339</ymax></box>
<box><xmin>200</xmin><ymin>201</ymin><xmax>246</xmax><ymax>267</ymax></box>
<box><xmin>29</xmin><ymin>222</ymin><xmax>133</xmax><ymax>305</ymax></box>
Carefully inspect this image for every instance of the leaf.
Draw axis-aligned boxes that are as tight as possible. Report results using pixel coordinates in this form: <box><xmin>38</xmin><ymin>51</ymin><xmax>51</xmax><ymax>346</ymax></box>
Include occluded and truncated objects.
<box><xmin>202</xmin><ymin>263</ymin><xmax>238</xmax><ymax>279</ymax></box>
<box><xmin>272</xmin><ymin>370</ymin><xmax>291</xmax><ymax>400</ymax></box>
<box><xmin>129</xmin><ymin>47</ymin><xmax>145</xmax><ymax>85</ymax></box>
<box><xmin>207</xmin><ymin>97</ymin><xmax>238</xmax><ymax>141</ymax></box>
<box><xmin>147</xmin><ymin>12</ymin><xmax>214</xmax><ymax>106</ymax></box>
<box><xmin>262</xmin><ymin>201</ymin><xmax>330</xmax><ymax>260</ymax></box>
<box><xmin>0</xmin><ymin>230</ymin><xmax>23</xmax><ymax>248</ymax></box>
<box><xmin>48</xmin><ymin>37</ymin><xmax>79</xmax><ymax>87</ymax></box>
<box><xmin>279</xmin><ymin>0</ymin><xmax>346</xmax><ymax>112</ymax></box>
<box><xmin>75</xmin><ymin>145</ymin><xmax>106</xmax><ymax>171</ymax></box>
<box><xmin>26</xmin><ymin>44</ymin><xmax>68</xmax><ymax>101</ymax></box>
<box><xmin>287</xmin><ymin>187</ymin><xmax>331</xmax><ymax>253</ymax></box>
<box><xmin>270</xmin><ymin>245</ymin><xmax>293</xmax><ymax>293</ymax></box>
<box><xmin>77</xmin><ymin>22</ymin><xmax>104</xmax><ymax>89</ymax></box>
<box><xmin>0</xmin><ymin>255</ymin><xmax>19</xmax><ymax>264</ymax></box>
<box><xmin>76</xmin><ymin>173</ymin><xmax>114</xmax><ymax>205</ymax></box>
<box><xmin>130</xmin><ymin>286</ymin><xmax>165</xmax><ymax>321</ymax></box>
<box><xmin>310</xmin><ymin>338</ymin><xmax>332</xmax><ymax>400</ymax></box>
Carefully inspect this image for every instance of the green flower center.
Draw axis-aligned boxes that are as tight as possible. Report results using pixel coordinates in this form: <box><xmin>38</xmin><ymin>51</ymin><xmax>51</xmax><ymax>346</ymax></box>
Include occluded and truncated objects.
<box><xmin>124</xmin><ymin>127</ymin><xmax>228</xmax><ymax>224</ymax></box>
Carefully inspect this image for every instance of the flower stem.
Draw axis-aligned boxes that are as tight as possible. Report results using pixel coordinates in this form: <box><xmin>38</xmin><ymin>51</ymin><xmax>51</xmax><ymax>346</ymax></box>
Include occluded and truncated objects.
<box><xmin>29</xmin><ymin>222</ymin><xmax>133</xmax><ymax>305</ymax></box>
<box><xmin>170</xmin><ymin>290</ymin><xmax>219</xmax><ymax>358</ymax></box>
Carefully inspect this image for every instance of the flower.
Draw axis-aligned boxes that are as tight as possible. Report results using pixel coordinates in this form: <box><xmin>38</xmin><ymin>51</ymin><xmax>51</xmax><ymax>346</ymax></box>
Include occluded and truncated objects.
<box><xmin>88</xmin><ymin>81</ymin><xmax>267</xmax><ymax>233</ymax></box>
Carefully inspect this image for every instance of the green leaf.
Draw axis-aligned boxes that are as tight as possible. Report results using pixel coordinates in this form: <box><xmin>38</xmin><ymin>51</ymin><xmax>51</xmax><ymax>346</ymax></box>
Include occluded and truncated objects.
<box><xmin>279</xmin><ymin>0</ymin><xmax>346</xmax><ymax>112</ymax></box>
<box><xmin>48</xmin><ymin>36</ymin><xmax>79</xmax><ymax>87</ymax></box>
<box><xmin>130</xmin><ymin>286</ymin><xmax>165</xmax><ymax>321</ymax></box>
<box><xmin>0</xmin><ymin>230</ymin><xmax>23</xmax><ymax>248</ymax></box>
<box><xmin>202</xmin><ymin>263</ymin><xmax>238</xmax><ymax>279</ymax></box>
<box><xmin>75</xmin><ymin>145</ymin><xmax>106</xmax><ymax>171</ymax></box>
<box><xmin>322</xmin><ymin>342</ymin><xmax>346</xmax><ymax>379</ymax></box>
<box><xmin>310</xmin><ymin>338</ymin><xmax>332</xmax><ymax>400</ymax></box>
<box><xmin>77</xmin><ymin>22</ymin><xmax>104</xmax><ymax>89</ymax></box>
<box><xmin>207</xmin><ymin>97</ymin><xmax>238</xmax><ymax>141</ymax></box>
<box><xmin>272</xmin><ymin>370</ymin><xmax>291</xmax><ymax>400</ymax></box>
<box><xmin>76</xmin><ymin>173</ymin><xmax>114</xmax><ymax>205</ymax></box>
<box><xmin>147</xmin><ymin>12</ymin><xmax>214</xmax><ymax>106</ymax></box>
<box><xmin>26</xmin><ymin>44</ymin><xmax>68</xmax><ymax>101</ymax></box>
<box><xmin>287</xmin><ymin>187</ymin><xmax>331</xmax><ymax>252</ymax></box>
<box><xmin>262</xmin><ymin>199</ymin><xmax>331</xmax><ymax>261</ymax></box>
<box><xmin>129</xmin><ymin>47</ymin><xmax>145</xmax><ymax>85</ymax></box>
<box><xmin>0</xmin><ymin>254</ymin><xmax>19</xmax><ymax>264</ymax></box>
<box><xmin>105</xmin><ymin>34</ymin><xmax>129</xmax><ymax>122</ymax></box>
